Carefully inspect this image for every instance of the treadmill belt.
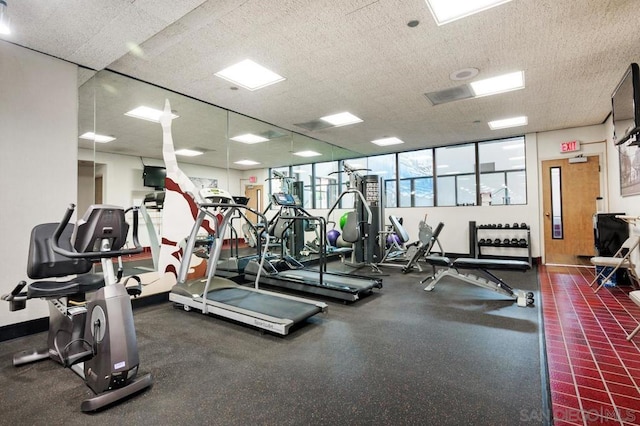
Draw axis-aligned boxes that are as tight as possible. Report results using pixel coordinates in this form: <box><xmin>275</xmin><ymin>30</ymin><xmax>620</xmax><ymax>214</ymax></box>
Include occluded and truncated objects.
<box><xmin>277</xmin><ymin>269</ymin><xmax>378</xmax><ymax>292</ymax></box>
<box><xmin>207</xmin><ymin>288</ymin><xmax>322</xmax><ymax>324</ymax></box>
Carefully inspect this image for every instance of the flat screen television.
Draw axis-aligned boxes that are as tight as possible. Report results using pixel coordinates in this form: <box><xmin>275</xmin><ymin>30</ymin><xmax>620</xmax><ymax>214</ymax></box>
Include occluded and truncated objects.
<box><xmin>612</xmin><ymin>63</ymin><xmax>640</xmax><ymax>145</ymax></box>
<box><xmin>143</xmin><ymin>166</ymin><xmax>166</xmax><ymax>190</ymax></box>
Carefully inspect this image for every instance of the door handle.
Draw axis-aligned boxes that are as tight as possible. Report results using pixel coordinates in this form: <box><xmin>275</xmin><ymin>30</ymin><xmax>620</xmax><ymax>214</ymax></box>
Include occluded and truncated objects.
<box><xmin>545</xmin><ymin>212</ymin><xmax>550</xmax><ymax>217</ymax></box>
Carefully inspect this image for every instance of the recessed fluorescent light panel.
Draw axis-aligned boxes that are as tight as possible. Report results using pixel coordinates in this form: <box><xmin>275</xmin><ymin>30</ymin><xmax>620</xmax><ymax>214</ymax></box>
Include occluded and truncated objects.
<box><xmin>234</xmin><ymin>160</ymin><xmax>260</xmax><ymax>166</ymax></box>
<box><xmin>320</xmin><ymin>112</ymin><xmax>363</xmax><ymax>127</ymax></box>
<box><xmin>230</xmin><ymin>133</ymin><xmax>269</xmax><ymax>144</ymax></box>
<box><xmin>125</xmin><ymin>106</ymin><xmax>179</xmax><ymax>123</ymax></box>
<box><xmin>470</xmin><ymin>71</ymin><xmax>524</xmax><ymax>97</ymax></box>
<box><xmin>175</xmin><ymin>149</ymin><xmax>203</xmax><ymax>157</ymax></box>
<box><xmin>79</xmin><ymin>132</ymin><xmax>116</xmax><ymax>143</ymax></box>
<box><xmin>488</xmin><ymin>116</ymin><xmax>528</xmax><ymax>130</ymax></box>
<box><xmin>215</xmin><ymin>59</ymin><xmax>286</xmax><ymax>91</ymax></box>
<box><xmin>293</xmin><ymin>150</ymin><xmax>322</xmax><ymax>157</ymax></box>
<box><xmin>371</xmin><ymin>137</ymin><xmax>404</xmax><ymax>146</ymax></box>
<box><xmin>426</xmin><ymin>0</ymin><xmax>512</xmax><ymax>25</ymax></box>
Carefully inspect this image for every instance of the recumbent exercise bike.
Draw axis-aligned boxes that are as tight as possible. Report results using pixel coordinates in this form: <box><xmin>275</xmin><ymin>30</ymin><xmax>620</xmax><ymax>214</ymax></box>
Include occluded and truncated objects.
<box><xmin>2</xmin><ymin>204</ymin><xmax>153</xmax><ymax>412</ymax></box>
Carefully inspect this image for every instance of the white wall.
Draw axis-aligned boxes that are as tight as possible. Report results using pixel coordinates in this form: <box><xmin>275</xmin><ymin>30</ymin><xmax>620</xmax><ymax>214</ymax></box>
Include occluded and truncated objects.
<box><xmin>0</xmin><ymin>42</ymin><xmax>78</xmax><ymax>327</ymax></box>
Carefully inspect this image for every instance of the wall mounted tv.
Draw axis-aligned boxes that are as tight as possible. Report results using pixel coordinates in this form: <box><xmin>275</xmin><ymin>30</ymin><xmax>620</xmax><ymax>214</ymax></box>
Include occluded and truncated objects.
<box><xmin>612</xmin><ymin>63</ymin><xmax>640</xmax><ymax>146</ymax></box>
<box><xmin>143</xmin><ymin>166</ymin><xmax>166</xmax><ymax>190</ymax></box>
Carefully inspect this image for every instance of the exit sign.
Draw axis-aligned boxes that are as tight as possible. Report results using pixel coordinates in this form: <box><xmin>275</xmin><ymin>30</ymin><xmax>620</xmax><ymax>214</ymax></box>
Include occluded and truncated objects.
<box><xmin>561</xmin><ymin>140</ymin><xmax>581</xmax><ymax>153</ymax></box>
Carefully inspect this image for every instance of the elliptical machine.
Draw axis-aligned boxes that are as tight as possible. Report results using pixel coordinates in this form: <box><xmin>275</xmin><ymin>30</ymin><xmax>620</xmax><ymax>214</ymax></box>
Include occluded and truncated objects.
<box><xmin>2</xmin><ymin>204</ymin><xmax>153</xmax><ymax>412</ymax></box>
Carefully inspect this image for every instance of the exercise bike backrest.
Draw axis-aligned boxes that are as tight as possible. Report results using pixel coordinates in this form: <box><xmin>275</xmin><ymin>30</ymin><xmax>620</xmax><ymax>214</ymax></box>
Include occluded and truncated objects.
<box><xmin>10</xmin><ymin>204</ymin><xmax>143</xmax><ymax>306</ymax></box>
<box><xmin>27</xmin><ymin>204</ymin><xmax>142</xmax><ymax>280</ymax></box>
<box><xmin>51</xmin><ymin>204</ymin><xmax>143</xmax><ymax>261</ymax></box>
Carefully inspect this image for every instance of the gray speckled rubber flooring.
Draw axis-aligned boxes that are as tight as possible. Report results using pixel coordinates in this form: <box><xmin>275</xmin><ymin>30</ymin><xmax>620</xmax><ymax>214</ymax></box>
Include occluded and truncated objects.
<box><xmin>0</xmin><ymin>263</ymin><xmax>547</xmax><ymax>425</ymax></box>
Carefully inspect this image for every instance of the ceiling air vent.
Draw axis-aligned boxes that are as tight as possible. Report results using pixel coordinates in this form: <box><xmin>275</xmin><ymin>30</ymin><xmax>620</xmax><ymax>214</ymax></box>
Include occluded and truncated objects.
<box><xmin>293</xmin><ymin>120</ymin><xmax>335</xmax><ymax>131</ymax></box>
<box><xmin>424</xmin><ymin>84</ymin><xmax>474</xmax><ymax>106</ymax></box>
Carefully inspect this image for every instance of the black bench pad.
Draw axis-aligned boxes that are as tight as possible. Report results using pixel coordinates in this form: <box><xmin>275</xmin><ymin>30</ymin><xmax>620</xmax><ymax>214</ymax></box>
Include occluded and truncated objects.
<box><xmin>425</xmin><ymin>255</ymin><xmax>451</xmax><ymax>267</ymax></box>
<box><xmin>453</xmin><ymin>258</ymin><xmax>531</xmax><ymax>271</ymax></box>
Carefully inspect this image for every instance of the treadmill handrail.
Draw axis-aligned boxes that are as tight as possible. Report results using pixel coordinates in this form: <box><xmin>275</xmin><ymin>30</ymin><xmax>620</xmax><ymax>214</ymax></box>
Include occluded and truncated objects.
<box><xmin>264</xmin><ymin>211</ymin><xmax>327</xmax><ymax>279</ymax></box>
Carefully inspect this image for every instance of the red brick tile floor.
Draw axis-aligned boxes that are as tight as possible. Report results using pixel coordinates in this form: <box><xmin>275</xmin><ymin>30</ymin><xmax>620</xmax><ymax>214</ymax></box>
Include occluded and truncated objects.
<box><xmin>541</xmin><ymin>264</ymin><xmax>640</xmax><ymax>425</ymax></box>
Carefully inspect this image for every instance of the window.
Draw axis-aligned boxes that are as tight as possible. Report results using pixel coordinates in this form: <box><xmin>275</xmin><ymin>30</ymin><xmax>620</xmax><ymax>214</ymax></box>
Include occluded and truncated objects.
<box><xmin>478</xmin><ymin>137</ymin><xmax>526</xmax><ymax>205</ymax></box>
<box><xmin>270</xmin><ymin>136</ymin><xmax>526</xmax><ymax>210</ymax></box>
<box><xmin>551</xmin><ymin>167</ymin><xmax>563</xmax><ymax>238</ymax></box>
<box><xmin>398</xmin><ymin>149</ymin><xmax>434</xmax><ymax>207</ymax></box>
<box><xmin>269</xmin><ymin>166</ymin><xmax>290</xmax><ymax>195</ymax></box>
<box><xmin>292</xmin><ymin>164</ymin><xmax>312</xmax><ymax>208</ymax></box>
<box><xmin>314</xmin><ymin>161</ymin><xmax>340</xmax><ymax>208</ymax></box>
<box><xmin>435</xmin><ymin>143</ymin><xmax>476</xmax><ymax>206</ymax></box>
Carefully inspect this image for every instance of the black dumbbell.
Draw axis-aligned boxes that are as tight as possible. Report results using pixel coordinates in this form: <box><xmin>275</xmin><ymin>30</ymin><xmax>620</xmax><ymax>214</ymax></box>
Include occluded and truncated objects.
<box><xmin>479</xmin><ymin>238</ymin><xmax>486</xmax><ymax>245</ymax></box>
<box><xmin>497</xmin><ymin>223</ymin><xmax>503</xmax><ymax>228</ymax></box>
<box><xmin>511</xmin><ymin>238</ymin><xmax>519</xmax><ymax>245</ymax></box>
<box><xmin>520</xmin><ymin>222</ymin><xmax>528</xmax><ymax>229</ymax></box>
<box><xmin>503</xmin><ymin>238</ymin><xmax>511</xmax><ymax>246</ymax></box>
<box><xmin>504</xmin><ymin>223</ymin><xmax>510</xmax><ymax>228</ymax></box>
<box><xmin>513</xmin><ymin>222</ymin><xmax>519</xmax><ymax>229</ymax></box>
<box><xmin>494</xmin><ymin>238</ymin><xmax>502</xmax><ymax>246</ymax></box>
<box><xmin>518</xmin><ymin>238</ymin><xmax>527</xmax><ymax>247</ymax></box>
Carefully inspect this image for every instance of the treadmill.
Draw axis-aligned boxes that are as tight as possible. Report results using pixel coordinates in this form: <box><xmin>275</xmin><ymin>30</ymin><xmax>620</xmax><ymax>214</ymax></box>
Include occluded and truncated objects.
<box><xmin>243</xmin><ymin>193</ymin><xmax>383</xmax><ymax>303</ymax></box>
<box><xmin>169</xmin><ymin>188</ymin><xmax>327</xmax><ymax>335</ymax></box>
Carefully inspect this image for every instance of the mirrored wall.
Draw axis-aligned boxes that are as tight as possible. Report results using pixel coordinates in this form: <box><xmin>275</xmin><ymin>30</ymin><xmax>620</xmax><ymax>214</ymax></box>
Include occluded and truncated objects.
<box><xmin>78</xmin><ymin>69</ymin><xmax>361</xmax><ymax>214</ymax></box>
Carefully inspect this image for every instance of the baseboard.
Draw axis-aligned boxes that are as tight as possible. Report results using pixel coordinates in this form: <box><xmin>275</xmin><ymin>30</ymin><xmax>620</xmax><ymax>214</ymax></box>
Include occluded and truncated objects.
<box><xmin>0</xmin><ymin>317</ymin><xmax>48</xmax><ymax>343</ymax></box>
<box><xmin>131</xmin><ymin>291</ymin><xmax>169</xmax><ymax>308</ymax></box>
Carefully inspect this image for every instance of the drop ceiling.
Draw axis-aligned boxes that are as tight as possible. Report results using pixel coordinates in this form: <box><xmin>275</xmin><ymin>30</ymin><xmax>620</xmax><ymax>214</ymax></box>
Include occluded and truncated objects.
<box><xmin>3</xmin><ymin>0</ymin><xmax>639</xmax><ymax>169</ymax></box>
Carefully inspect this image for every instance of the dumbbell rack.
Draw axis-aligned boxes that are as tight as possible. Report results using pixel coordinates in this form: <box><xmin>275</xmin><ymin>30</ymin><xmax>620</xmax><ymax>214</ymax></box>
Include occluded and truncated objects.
<box><xmin>474</xmin><ymin>224</ymin><xmax>532</xmax><ymax>266</ymax></box>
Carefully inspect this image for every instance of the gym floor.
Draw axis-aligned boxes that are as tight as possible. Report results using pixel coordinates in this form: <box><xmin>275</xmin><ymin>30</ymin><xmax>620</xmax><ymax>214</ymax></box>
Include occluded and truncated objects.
<box><xmin>0</xmin><ymin>262</ymin><xmax>545</xmax><ymax>425</ymax></box>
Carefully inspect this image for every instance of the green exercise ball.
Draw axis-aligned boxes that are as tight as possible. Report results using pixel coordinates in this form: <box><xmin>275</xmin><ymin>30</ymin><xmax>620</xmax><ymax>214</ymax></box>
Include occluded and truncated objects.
<box><xmin>339</xmin><ymin>212</ymin><xmax>351</xmax><ymax>230</ymax></box>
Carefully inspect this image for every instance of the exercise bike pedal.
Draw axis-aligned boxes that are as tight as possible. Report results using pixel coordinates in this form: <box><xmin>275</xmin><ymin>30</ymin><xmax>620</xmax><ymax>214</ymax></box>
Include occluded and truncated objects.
<box><xmin>65</xmin><ymin>349</ymin><xmax>94</xmax><ymax>367</ymax></box>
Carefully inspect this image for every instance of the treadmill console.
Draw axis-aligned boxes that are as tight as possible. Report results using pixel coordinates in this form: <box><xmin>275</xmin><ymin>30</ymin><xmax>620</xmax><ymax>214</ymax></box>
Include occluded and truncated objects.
<box><xmin>200</xmin><ymin>187</ymin><xmax>233</xmax><ymax>204</ymax></box>
<box><xmin>272</xmin><ymin>193</ymin><xmax>300</xmax><ymax>207</ymax></box>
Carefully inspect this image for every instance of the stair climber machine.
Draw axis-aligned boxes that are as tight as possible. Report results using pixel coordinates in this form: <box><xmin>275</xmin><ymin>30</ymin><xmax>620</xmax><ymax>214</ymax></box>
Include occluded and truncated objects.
<box><xmin>2</xmin><ymin>204</ymin><xmax>153</xmax><ymax>412</ymax></box>
<box><xmin>244</xmin><ymin>191</ymin><xmax>383</xmax><ymax>303</ymax></box>
<box><xmin>169</xmin><ymin>188</ymin><xmax>328</xmax><ymax>335</ymax></box>
<box><xmin>326</xmin><ymin>163</ymin><xmax>383</xmax><ymax>273</ymax></box>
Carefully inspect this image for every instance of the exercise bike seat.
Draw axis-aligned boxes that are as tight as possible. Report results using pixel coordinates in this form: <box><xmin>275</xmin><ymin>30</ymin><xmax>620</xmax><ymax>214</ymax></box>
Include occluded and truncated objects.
<box><xmin>24</xmin><ymin>222</ymin><xmax>102</xmax><ymax>299</ymax></box>
<box><xmin>27</xmin><ymin>274</ymin><xmax>105</xmax><ymax>299</ymax></box>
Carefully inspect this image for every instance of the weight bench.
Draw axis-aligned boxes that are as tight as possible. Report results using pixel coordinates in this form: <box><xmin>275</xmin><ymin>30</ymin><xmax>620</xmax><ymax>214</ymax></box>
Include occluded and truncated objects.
<box><xmin>422</xmin><ymin>256</ymin><xmax>534</xmax><ymax>307</ymax></box>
